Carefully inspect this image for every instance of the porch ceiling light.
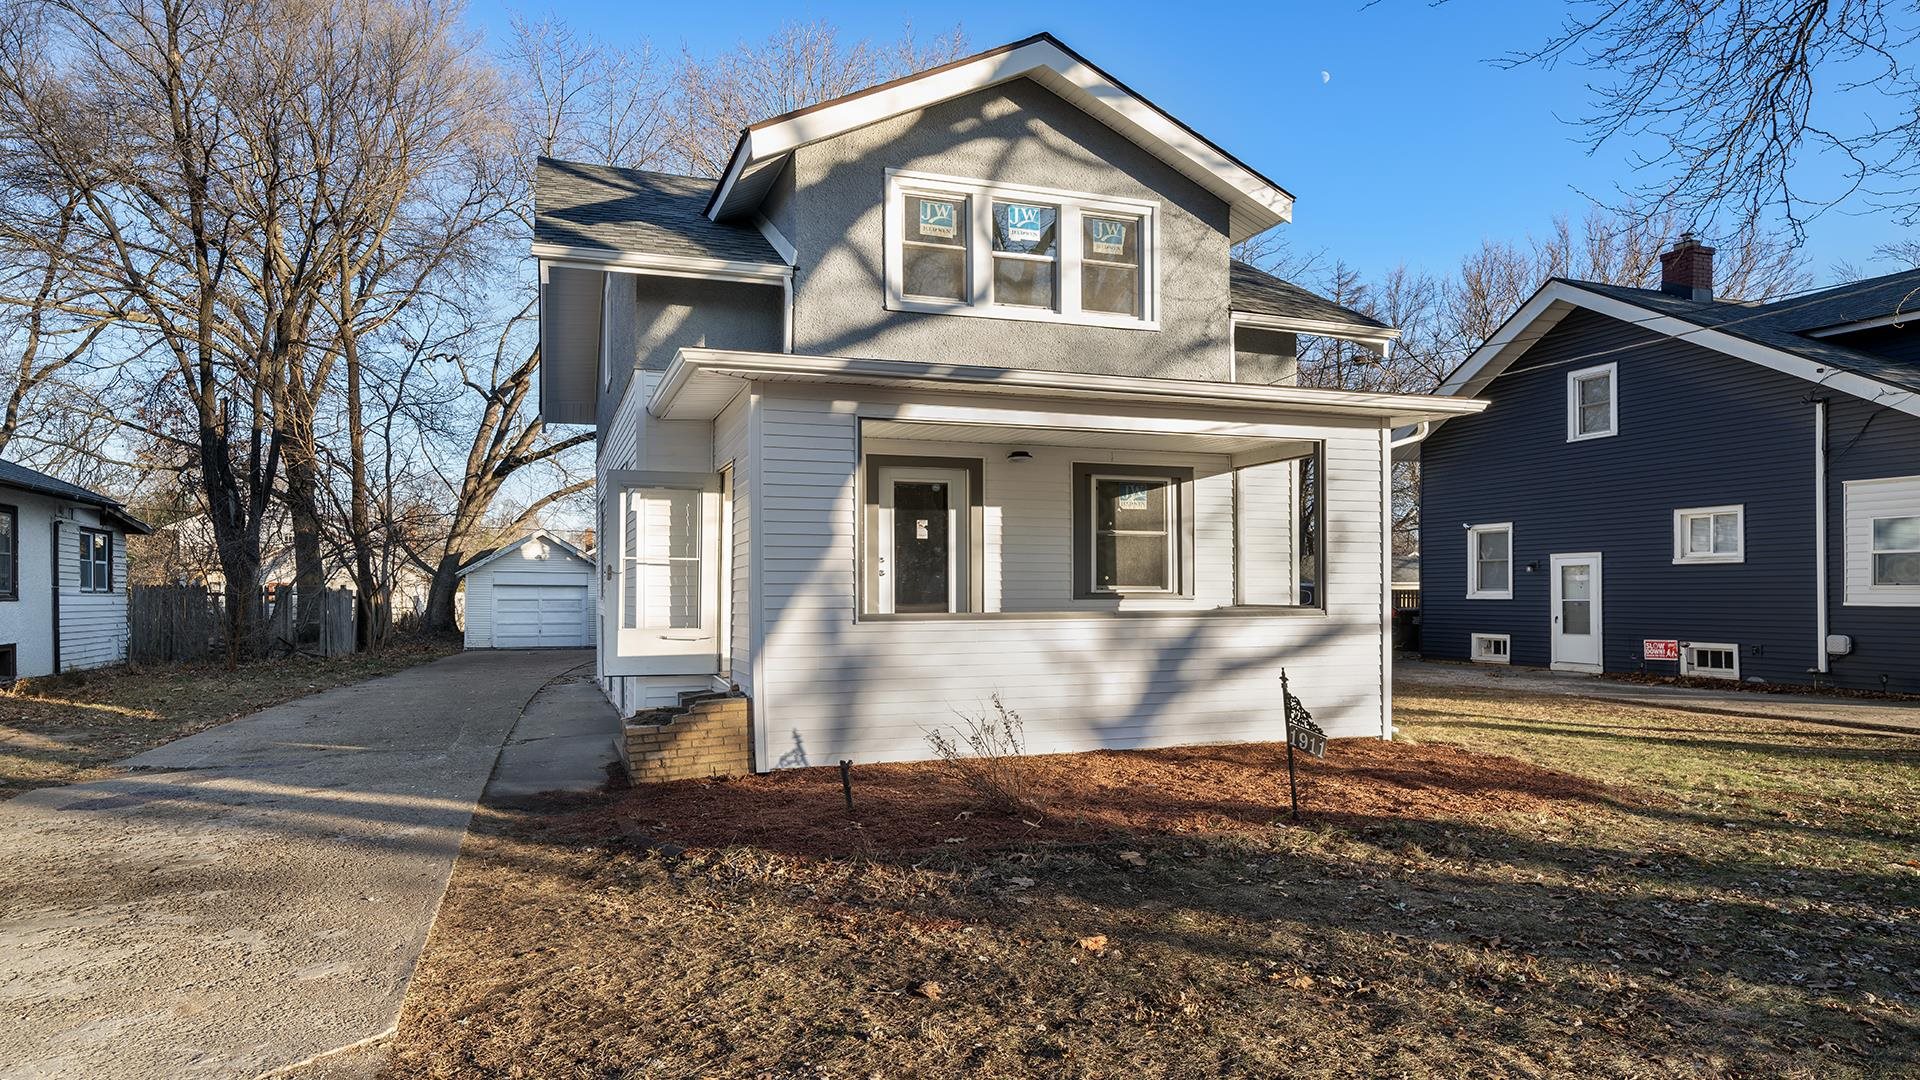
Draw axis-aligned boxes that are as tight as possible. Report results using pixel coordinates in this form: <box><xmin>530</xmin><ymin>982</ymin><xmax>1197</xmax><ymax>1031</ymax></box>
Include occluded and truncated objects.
<box><xmin>1007</xmin><ymin>450</ymin><xmax>1034</xmax><ymax>463</ymax></box>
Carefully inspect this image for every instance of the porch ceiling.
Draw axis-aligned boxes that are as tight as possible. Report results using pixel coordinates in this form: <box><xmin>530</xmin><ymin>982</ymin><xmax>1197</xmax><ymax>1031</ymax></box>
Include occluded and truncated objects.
<box><xmin>650</xmin><ymin>348</ymin><xmax>1490</xmax><ymax>426</ymax></box>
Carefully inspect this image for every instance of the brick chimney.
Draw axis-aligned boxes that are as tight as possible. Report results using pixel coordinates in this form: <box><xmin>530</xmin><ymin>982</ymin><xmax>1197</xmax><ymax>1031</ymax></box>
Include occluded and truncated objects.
<box><xmin>1659</xmin><ymin>232</ymin><xmax>1715</xmax><ymax>301</ymax></box>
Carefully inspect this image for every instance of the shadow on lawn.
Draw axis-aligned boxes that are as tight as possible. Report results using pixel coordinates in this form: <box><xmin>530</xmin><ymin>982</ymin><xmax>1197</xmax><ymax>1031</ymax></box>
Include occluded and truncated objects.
<box><xmin>1409</xmin><ymin>709</ymin><xmax>1920</xmax><ymax>764</ymax></box>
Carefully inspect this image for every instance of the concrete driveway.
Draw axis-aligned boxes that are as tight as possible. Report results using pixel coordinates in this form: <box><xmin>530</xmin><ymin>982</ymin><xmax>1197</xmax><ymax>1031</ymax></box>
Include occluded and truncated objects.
<box><xmin>0</xmin><ymin>648</ymin><xmax>595</xmax><ymax>1079</ymax></box>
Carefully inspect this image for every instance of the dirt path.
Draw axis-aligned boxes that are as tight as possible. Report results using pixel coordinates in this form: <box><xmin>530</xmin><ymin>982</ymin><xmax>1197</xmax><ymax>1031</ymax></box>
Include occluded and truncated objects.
<box><xmin>0</xmin><ymin>648</ymin><xmax>588</xmax><ymax>1080</ymax></box>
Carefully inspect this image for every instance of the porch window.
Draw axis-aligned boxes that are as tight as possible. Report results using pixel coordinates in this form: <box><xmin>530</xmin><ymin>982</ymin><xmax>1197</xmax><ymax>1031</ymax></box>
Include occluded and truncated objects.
<box><xmin>1673</xmin><ymin>505</ymin><xmax>1744</xmax><ymax>564</ymax></box>
<box><xmin>1072</xmin><ymin>464</ymin><xmax>1193</xmax><ymax>598</ymax></box>
<box><xmin>623</xmin><ymin>487</ymin><xmax>702</xmax><ymax>630</ymax></box>
<box><xmin>1466</xmin><ymin>523</ymin><xmax>1512</xmax><ymax>599</ymax></box>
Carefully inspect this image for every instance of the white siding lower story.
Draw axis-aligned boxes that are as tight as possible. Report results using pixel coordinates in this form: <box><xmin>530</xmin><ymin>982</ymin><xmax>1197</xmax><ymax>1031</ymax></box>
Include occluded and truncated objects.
<box><xmin>594</xmin><ymin>373</ymin><xmax>1395</xmax><ymax>768</ymax></box>
<box><xmin>55</xmin><ymin>507</ymin><xmax>130</xmax><ymax>672</ymax></box>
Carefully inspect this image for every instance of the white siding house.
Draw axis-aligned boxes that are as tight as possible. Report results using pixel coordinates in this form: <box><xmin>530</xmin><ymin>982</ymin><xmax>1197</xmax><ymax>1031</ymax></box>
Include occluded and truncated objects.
<box><xmin>534</xmin><ymin>34</ymin><xmax>1488</xmax><ymax>765</ymax></box>
<box><xmin>0</xmin><ymin>461</ymin><xmax>149</xmax><ymax>679</ymax></box>
<box><xmin>458</xmin><ymin>532</ymin><xmax>597</xmax><ymax>649</ymax></box>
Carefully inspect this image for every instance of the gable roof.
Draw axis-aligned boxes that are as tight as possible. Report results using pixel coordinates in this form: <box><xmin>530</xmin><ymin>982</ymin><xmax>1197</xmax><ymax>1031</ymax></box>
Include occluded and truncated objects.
<box><xmin>0</xmin><ymin>459</ymin><xmax>152</xmax><ymax>534</ymax></box>
<box><xmin>457</xmin><ymin>530</ymin><xmax>592</xmax><ymax>578</ymax></box>
<box><xmin>704</xmin><ymin>33</ymin><xmax>1294</xmax><ymax>242</ymax></box>
<box><xmin>1435</xmin><ymin>276</ymin><xmax>1920</xmax><ymax>419</ymax></box>
<box><xmin>535</xmin><ymin>158</ymin><xmax>784</xmax><ymax>268</ymax></box>
<box><xmin>1229</xmin><ymin>261</ymin><xmax>1396</xmax><ymax>338</ymax></box>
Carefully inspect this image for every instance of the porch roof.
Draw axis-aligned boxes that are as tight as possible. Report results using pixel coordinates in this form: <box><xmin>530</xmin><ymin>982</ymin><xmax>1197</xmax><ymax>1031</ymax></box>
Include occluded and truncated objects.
<box><xmin>650</xmin><ymin>348</ymin><xmax>1489</xmax><ymax>427</ymax></box>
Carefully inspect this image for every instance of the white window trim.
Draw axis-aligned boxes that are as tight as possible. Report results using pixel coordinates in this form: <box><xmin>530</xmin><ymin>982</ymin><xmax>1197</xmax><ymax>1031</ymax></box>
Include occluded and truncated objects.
<box><xmin>1566</xmin><ymin>362</ymin><xmax>1618</xmax><ymax>442</ymax></box>
<box><xmin>1672</xmin><ymin>504</ymin><xmax>1746</xmax><ymax>565</ymax></box>
<box><xmin>883</xmin><ymin>169</ymin><xmax>1160</xmax><ymax>331</ymax></box>
<box><xmin>1466</xmin><ymin>522</ymin><xmax>1513</xmax><ymax>600</ymax></box>
<box><xmin>1470</xmin><ymin>633</ymin><xmax>1511</xmax><ymax>664</ymax></box>
<box><xmin>1680</xmin><ymin>641</ymin><xmax>1740</xmax><ymax>680</ymax></box>
<box><xmin>1843</xmin><ymin>476</ymin><xmax>1920</xmax><ymax>607</ymax></box>
<box><xmin>1087</xmin><ymin>471</ymin><xmax>1177</xmax><ymax>595</ymax></box>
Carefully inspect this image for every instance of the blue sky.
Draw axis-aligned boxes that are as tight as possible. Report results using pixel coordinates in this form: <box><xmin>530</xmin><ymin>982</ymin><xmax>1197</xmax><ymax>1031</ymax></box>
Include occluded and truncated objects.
<box><xmin>469</xmin><ymin>0</ymin><xmax>1910</xmax><ymax>287</ymax></box>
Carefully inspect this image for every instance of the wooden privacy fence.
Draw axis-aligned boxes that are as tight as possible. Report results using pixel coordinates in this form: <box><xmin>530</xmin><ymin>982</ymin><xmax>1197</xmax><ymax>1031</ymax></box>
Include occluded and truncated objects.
<box><xmin>129</xmin><ymin>585</ymin><xmax>223</xmax><ymax>664</ymax></box>
<box><xmin>129</xmin><ymin>584</ymin><xmax>357</xmax><ymax>664</ymax></box>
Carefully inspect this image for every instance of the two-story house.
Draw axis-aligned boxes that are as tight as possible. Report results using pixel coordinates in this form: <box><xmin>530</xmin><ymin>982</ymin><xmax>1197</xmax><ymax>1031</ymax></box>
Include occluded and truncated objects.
<box><xmin>533</xmin><ymin>34</ymin><xmax>1485</xmax><ymax>770</ymax></box>
<box><xmin>1418</xmin><ymin>238</ymin><xmax>1920</xmax><ymax>693</ymax></box>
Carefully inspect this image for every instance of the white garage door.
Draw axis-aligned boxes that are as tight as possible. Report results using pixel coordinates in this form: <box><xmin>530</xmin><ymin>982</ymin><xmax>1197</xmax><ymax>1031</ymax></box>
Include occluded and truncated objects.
<box><xmin>493</xmin><ymin>583</ymin><xmax>589</xmax><ymax>647</ymax></box>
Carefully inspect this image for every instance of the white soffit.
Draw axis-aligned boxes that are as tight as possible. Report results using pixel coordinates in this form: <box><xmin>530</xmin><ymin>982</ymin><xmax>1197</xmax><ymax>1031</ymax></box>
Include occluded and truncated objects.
<box><xmin>1435</xmin><ymin>280</ymin><xmax>1920</xmax><ymax>420</ymax></box>
<box><xmin>705</xmin><ymin>34</ymin><xmax>1295</xmax><ymax>242</ymax></box>
<box><xmin>650</xmin><ymin>348</ymin><xmax>1489</xmax><ymax>427</ymax></box>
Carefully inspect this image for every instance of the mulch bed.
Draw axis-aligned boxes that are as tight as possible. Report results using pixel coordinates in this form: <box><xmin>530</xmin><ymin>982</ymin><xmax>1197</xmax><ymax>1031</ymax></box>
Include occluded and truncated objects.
<box><xmin>584</xmin><ymin>738</ymin><xmax>1618</xmax><ymax>858</ymax></box>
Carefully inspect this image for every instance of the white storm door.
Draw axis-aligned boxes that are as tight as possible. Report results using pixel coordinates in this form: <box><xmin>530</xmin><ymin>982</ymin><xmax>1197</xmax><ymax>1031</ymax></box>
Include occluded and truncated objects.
<box><xmin>604</xmin><ymin>470</ymin><xmax>722</xmax><ymax>676</ymax></box>
<box><xmin>1549</xmin><ymin>552</ymin><xmax>1603</xmax><ymax>672</ymax></box>
<box><xmin>876</xmin><ymin>466</ymin><xmax>967</xmax><ymax>614</ymax></box>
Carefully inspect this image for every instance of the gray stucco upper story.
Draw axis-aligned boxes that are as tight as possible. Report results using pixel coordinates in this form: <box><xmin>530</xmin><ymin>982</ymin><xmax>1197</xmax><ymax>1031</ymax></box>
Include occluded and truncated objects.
<box><xmin>781</xmin><ymin>79</ymin><xmax>1234</xmax><ymax>380</ymax></box>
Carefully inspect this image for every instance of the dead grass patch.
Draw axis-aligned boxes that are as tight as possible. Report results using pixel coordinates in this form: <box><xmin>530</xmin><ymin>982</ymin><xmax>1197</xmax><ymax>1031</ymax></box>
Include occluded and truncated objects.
<box><xmin>0</xmin><ymin>640</ymin><xmax>458</xmax><ymax>799</ymax></box>
<box><xmin>379</xmin><ymin>689</ymin><xmax>1920</xmax><ymax>1079</ymax></box>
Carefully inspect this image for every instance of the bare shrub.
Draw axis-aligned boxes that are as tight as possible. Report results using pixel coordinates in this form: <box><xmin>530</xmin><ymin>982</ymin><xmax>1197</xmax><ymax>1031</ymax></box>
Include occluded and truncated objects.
<box><xmin>926</xmin><ymin>694</ymin><xmax>1045</xmax><ymax>819</ymax></box>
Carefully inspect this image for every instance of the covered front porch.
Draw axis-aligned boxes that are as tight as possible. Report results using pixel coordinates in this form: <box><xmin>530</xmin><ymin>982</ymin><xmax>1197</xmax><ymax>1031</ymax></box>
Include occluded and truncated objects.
<box><xmin>602</xmin><ymin>348</ymin><xmax>1483</xmax><ymax>769</ymax></box>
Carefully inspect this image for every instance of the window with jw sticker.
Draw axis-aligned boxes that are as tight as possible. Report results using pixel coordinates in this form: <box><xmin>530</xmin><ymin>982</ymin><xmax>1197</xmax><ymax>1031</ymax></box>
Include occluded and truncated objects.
<box><xmin>1090</xmin><ymin>218</ymin><xmax>1128</xmax><ymax>255</ymax></box>
<box><xmin>917</xmin><ymin>199</ymin><xmax>957</xmax><ymax>239</ymax></box>
<box><xmin>1004</xmin><ymin>203</ymin><xmax>1048</xmax><ymax>242</ymax></box>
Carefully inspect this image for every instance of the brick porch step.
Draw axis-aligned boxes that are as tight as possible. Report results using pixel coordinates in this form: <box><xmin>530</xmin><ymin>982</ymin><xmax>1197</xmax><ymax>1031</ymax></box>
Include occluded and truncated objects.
<box><xmin>623</xmin><ymin>693</ymin><xmax>751</xmax><ymax>784</ymax></box>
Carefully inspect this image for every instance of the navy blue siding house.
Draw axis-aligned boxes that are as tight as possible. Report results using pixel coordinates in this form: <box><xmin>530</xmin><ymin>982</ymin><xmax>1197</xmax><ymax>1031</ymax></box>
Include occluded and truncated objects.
<box><xmin>1418</xmin><ymin>239</ymin><xmax>1920</xmax><ymax>693</ymax></box>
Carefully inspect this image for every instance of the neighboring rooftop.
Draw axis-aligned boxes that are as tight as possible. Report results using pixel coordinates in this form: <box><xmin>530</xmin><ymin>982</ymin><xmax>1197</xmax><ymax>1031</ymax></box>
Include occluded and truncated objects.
<box><xmin>534</xmin><ymin>159</ymin><xmax>783</xmax><ymax>266</ymax></box>
<box><xmin>0</xmin><ymin>459</ymin><xmax>151</xmax><ymax>533</ymax></box>
<box><xmin>1566</xmin><ymin>271</ymin><xmax>1920</xmax><ymax>394</ymax></box>
<box><xmin>1229</xmin><ymin>261</ymin><xmax>1393</xmax><ymax>333</ymax></box>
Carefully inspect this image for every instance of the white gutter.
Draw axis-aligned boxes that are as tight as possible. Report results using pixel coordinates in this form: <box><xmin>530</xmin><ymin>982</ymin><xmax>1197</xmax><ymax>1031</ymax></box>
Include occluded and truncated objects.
<box><xmin>531</xmin><ymin>242</ymin><xmax>791</xmax><ymax>286</ymax></box>
<box><xmin>1230</xmin><ymin>311</ymin><xmax>1400</xmax><ymax>354</ymax></box>
<box><xmin>1389</xmin><ymin>421</ymin><xmax>1430</xmax><ymax>449</ymax></box>
<box><xmin>1813</xmin><ymin>398</ymin><xmax>1830</xmax><ymax>675</ymax></box>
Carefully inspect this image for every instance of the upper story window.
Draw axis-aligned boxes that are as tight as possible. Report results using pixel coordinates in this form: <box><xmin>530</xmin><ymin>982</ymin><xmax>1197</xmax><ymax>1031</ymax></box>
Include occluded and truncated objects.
<box><xmin>1567</xmin><ymin>363</ymin><xmax>1617</xmax><ymax>441</ymax></box>
<box><xmin>885</xmin><ymin>169</ymin><xmax>1158</xmax><ymax>330</ymax></box>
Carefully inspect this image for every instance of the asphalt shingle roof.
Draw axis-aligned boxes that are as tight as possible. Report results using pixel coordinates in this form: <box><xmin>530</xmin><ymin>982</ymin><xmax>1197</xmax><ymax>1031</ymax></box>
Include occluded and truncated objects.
<box><xmin>1567</xmin><ymin>274</ymin><xmax>1920</xmax><ymax>395</ymax></box>
<box><xmin>1229</xmin><ymin>261</ymin><xmax>1390</xmax><ymax>331</ymax></box>
<box><xmin>0</xmin><ymin>459</ymin><xmax>151</xmax><ymax>533</ymax></box>
<box><xmin>535</xmin><ymin>158</ymin><xmax>783</xmax><ymax>265</ymax></box>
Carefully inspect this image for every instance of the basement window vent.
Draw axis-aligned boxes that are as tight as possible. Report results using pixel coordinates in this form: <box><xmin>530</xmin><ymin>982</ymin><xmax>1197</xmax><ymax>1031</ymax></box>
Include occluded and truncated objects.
<box><xmin>0</xmin><ymin>643</ymin><xmax>13</xmax><ymax>684</ymax></box>
<box><xmin>1681</xmin><ymin>643</ymin><xmax>1739</xmax><ymax>680</ymax></box>
<box><xmin>1471</xmin><ymin>633</ymin><xmax>1511</xmax><ymax>664</ymax></box>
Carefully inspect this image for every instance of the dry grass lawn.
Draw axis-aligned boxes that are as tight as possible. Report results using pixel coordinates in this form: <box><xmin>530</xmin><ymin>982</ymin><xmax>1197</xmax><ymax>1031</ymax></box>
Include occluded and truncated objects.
<box><xmin>381</xmin><ymin>680</ymin><xmax>1920</xmax><ymax>1079</ymax></box>
<box><xmin>0</xmin><ymin>640</ymin><xmax>458</xmax><ymax>799</ymax></box>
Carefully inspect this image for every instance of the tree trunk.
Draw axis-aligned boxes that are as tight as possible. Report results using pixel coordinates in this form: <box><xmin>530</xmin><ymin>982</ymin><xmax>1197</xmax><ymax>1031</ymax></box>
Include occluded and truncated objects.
<box><xmin>283</xmin><ymin>448</ymin><xmax>326</xmax><ymax>647</ymax></box>
<box><xmin>424</xmin><ymin>549</ymin><xmax>463</xmax><ymax>634</ymax></box>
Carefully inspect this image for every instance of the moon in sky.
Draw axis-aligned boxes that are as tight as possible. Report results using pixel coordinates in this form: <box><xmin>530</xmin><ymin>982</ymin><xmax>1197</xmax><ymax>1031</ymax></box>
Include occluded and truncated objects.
<box><xmin>1321</xmin><ymin>70</ymin><xmax>1331</xmax><ymax>84</ymax></box>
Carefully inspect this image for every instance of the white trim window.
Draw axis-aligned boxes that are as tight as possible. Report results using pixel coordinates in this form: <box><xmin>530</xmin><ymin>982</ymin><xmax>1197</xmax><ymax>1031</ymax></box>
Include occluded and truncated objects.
<box><xmin>1673</xmin><ymin>504</ymin><xmax>1745</xmax><ymax>564</ymax></box>
<box><xmin>1471</xmin><ymin>633</ymin><xmax>1511</xmax><ymax>664</ymax></box>
<box><xmin>884</xmin><ymin>169</ymin><xmax>1158</xmax><ymax>329</ymax></box>
<box><xmin>1567</xmin><ymin>362</ymin><xmax>1617</xmax><ymax>441</ymax></box>
<box><xmin>1843</xmin><ymin>475</ymin><xmax>1920</xmax><ymax>606</ymax></box>
<box><xmin>78</xmin><ymin>527</ymin><xmax>112</xmax><ymax>593</ymax></box>
<box><xmin>1681</xmin><ymin>642</ymin><xmax>1740</xmax><ymax>680</ymax></box>
<box><xmin>1466</xmin><ymin>523</ymin><xmax>1513</xmax><ymax>600</ymax></box>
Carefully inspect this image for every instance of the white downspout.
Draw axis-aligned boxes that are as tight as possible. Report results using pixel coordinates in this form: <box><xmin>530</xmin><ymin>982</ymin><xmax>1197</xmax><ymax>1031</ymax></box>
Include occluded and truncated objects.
<box><xmin>781</xmin><ymin>276</ymin><xmax>794</xmax><ymax>354</ymax></box>
<box><xmin>1813</xmin><ymin>398</ymin><xmax>1830</xmax><ymax>676</ymax></box>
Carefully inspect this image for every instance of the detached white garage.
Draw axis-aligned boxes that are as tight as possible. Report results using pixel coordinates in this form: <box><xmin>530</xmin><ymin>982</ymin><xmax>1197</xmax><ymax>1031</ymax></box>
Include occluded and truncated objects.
<box><xmin>458</xmin><ymin>532</ymin><xmax>597</xmax><ymax>649</ymax></box>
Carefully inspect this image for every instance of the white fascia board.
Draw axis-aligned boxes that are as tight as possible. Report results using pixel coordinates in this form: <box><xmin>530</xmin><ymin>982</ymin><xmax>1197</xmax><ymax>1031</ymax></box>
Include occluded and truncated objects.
<box><xmin>753</xmin><ymin>214</ymin><xmax>796</xmax><ymax>265</ymax></box>
<box><xmin>531</xmin><ymin>242</ymin><xmax>791</xmax><ymax>285</ymax></box>
<box><xmin>1231</xmin><ymin>311</ymin><xmax>1400</xmax><ymax>349</ymax></box>
<box><xmin>1435</xmin><ymin>280</ymin><xmax>1920</xmax><ymax>420</ymax></box>
<box><xmin>650</xmin><ymin>347</ymin><xmax>1489</xmax><ymax>425</ymax></box>
<box><xmin>704</xmin><ymin>38</ymin><xmax>1291</xmax><ymax>239</ymax></box>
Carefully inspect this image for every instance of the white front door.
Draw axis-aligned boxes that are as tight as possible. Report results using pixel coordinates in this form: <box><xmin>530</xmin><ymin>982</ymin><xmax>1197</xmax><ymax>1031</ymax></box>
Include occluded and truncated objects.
<box><xmin>875</xmin><ymin>466</ymin><xmax>968</xmax><ymax>614</ymax></box>
<box><xmin>1549</xmin><ymin>552</ymin><xmax>1603</xmax><ymax>672</ymax></box>
<box><xmin>602</xmin><ymin>470</ymin><xmax>722</xmax><ymax>676</ymax></box>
